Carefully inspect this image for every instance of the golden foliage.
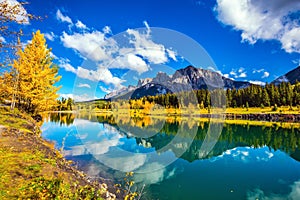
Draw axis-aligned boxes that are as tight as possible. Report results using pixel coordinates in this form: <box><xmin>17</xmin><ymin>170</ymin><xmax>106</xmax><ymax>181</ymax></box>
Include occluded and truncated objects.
<box><xmin>5</xmin><ymin>30</ymin><xmax>61</xmax><ymax>113</ymax></box>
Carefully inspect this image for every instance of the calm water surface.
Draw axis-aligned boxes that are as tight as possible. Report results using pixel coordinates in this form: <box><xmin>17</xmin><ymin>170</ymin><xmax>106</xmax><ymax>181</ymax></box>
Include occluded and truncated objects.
<box><xmin>41</xmin><ymin>113</ymin><xmax>300</xmax><ymax>200</ymax></box>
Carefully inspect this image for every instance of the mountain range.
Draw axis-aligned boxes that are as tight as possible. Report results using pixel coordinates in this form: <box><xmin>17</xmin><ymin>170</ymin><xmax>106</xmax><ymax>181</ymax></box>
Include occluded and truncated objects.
<box><xmin>105</xmin><ymin>65</ymin><xmax>300</xmax><ymax>100</ymax></box>
<box><xmin>272</xmin><ymin>66</ymin><xmax>300</xmax><ymax>85</ymax></box>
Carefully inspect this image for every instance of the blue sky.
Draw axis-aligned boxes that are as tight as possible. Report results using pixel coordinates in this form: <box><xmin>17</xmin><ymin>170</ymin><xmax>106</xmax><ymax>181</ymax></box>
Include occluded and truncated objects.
<box><xmin>5</xmin><ymin>0</ymin><xmax>300</xmax><ymax>100</ymax></box>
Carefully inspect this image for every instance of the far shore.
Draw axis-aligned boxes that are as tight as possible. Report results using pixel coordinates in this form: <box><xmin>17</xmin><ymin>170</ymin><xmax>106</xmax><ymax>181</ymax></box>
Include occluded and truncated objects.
<box><xmin>53</xmin><ymin>106</ymin><xmax>300</xmax><ymax>122</ymax></box>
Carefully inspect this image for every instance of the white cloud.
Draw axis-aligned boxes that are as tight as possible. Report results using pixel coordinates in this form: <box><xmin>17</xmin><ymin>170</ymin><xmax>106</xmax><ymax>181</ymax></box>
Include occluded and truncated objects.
<box><xmin>215</xmin><ymin>0</ymin><xmax>300</xmax><ymax>53</ymax></box>
<box><xmin>0</xmin><ymin>36</ymin><xmax>6</xmax><ymax>43</ymax></box>
<box><xmin>229</xmin><ymin>70</ymin><xmax>237</xmax><ymax>76</ymax></box>
<box><xmin>60</xmin><ymin>20</ymin><xmax>178</xmax><ymax>93</ymax></box>
<box><xmin>292</xmin><ymin>58</ymin><xmax>300</xmax><ymax>66</ymax></box>
<box><xmin>59</xmin><ymin>93</ymin><xmax>73</xmax><ymax>99</ymax></box>
<box><xmin>110</xmin><ymin>53</ymin><xmax>150</xmax><ymax>74</ymax></box>
<box><xmin>239</xmin><ymin>72</ymin><xmax>247</xmax><ymax>78</ymax></box>
<box><xmin>238</xmin><ymin>67</ymin><xmax>244</xmax><ymax>73</ymax></box>
<box><xmin>249</xmin><ymin>80</ymin><xmax>266</xmax><ymax>86</ymax></box>
<box><xmin>253</xmin><ymin>69</ymin><xmax>264</xmax><ymax>73</ymax></box>
<box><xmin>21</xmin><ymin>39</ymin><xmax>31</xmax><ymax>49</ymax></box>
<box><xmin>58</xmin><ymin>58</ymin><xmax>124</xmax><ymax>89</ymax></box>
<box><xmin>44</xmin><ymin>32</ymin><xmax>55</xmax><ymax>41</ymax></box>
<box><xmin>77</xmin><ymin>66</ymin><xmax>124</xmax><ymax>87</ymax></box>
<box><xmin>262</xmin><ymin>71</ymin><xmax>270</xmax><ymax>78</ymax></box>
<box><xmin>0</xmin><ymin>0</ymin><xmax>29</xmax><ymax>24</ymax></box>
<box><xmin>102</xmin><ymin>26</ymin><xmax>112</xmax><ymax>35</ymax></box>
<box><xmin>77</xmin><ymin>83</ymin><xmax>91</xmax><ymax>88</ymax></box>
<box><xmin>59</xmin><ymin>93</ymin><xmax>97</xmax><ymax>102</ymax></box>
<box><xmin>223</xmin><ymin>74</ymin><xmax>230</xmax><ymax>78</ymax></box>
<box><xmin>252</xmin><ymin>68</ymin><xmax>270</xmax><ymax>78</ymax></box>
<box><xmin>75</xmin><ymin>20</ymin><xmax>87</xmax><ymax>30</ymax></box>
<box><xmin>49</xmin><ymin>51</ymin><xmax>58</xmax><ymax>59</ymax></box>
<box><xmin>59</xmin><ymin>59</ymin><xmax>77</xmax><ymax>73</ymax></box>
<box><xmin>166</xmin><ymin>49</ymin><xmax>177</xmax><ymax>61</ymax></box>
<box><xmin>60</xmin><ymin>31</ymin><xmax>117</xmax><ymax>61</ymax></box>
<box><xmin>56</xmin><ymin>9</ymin><xmax>73</xmax><ymax>24</ymax></box>
<box><xmin>281</xmin><ymin>27</ymin><xmax>300</xmax><ymax>53</ymax></box>
<box><xmin>99</xmin><ymin>86</ymin><xmax>111</xmax><ymax>93</ymax></box>
<box><xmin>126</xmin><ymin>25</ymin><xmax>173</xmax><ymax>64</ymax></box>
<box><xmin>229</xmin><ymin>67</ymin><xmax>247</xmax><ymax>78</ymax></box>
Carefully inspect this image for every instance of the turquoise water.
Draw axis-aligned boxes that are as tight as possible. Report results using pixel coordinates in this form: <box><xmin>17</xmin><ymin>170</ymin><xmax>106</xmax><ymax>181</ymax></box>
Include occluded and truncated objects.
<box><xmin>42</xmin><ymin>113</ymin><xmax>300</xmax><ymax>200</ymax></box>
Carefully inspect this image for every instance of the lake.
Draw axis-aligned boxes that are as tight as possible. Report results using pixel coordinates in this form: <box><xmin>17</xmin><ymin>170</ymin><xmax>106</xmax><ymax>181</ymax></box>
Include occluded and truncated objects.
<box><xmin>41</xmin><ymin>112</ymin><xmax>300</xmax><ymax>200</ymax></box>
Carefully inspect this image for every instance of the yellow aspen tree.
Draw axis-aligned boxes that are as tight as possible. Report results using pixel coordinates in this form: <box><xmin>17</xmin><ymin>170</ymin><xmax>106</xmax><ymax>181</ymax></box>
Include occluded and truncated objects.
<box><xmin>12</xmin><ymin>30</ymin><xmax>61</xmax><ymax>113</ymax></box>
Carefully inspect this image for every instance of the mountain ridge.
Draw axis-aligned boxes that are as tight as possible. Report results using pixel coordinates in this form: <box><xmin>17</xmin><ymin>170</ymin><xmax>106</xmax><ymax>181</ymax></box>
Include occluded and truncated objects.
<box><xmin>105</xmin><ymin>65</ymin><xmax>251</xmax><ymax>99</ymax></box>
<box><xmin>105</xmin><ymin>65</ymin><xmax>300</xmax><ymax>100</ymax></box>
<box><xmin>272</xmin><ymin>66</ymin><xmax>300</xmax><ymax>85</ymax></box>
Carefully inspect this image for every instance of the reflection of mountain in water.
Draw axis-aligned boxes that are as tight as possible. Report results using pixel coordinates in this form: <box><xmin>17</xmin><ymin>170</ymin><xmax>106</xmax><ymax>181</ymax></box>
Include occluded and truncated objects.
<box><xmin>48</xmin><ymin>113</ymin><xmax>300</xmax><ymax>163</ymax></box>
<box><xmin>135</xmin><ymin>123</ymin><xmax>300</xmax><ymax>162</ymax></box>
<box><xmin>99</xmin><ymin>117</ymin><xmax>300</xmax><ymax>162</ymax></box>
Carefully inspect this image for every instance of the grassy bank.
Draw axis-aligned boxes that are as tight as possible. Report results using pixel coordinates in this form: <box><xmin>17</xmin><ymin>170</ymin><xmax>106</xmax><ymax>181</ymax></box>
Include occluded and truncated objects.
<box><xmin>80</xmin><ymin>105</ymin><xmax>300</xmax><ymax>117</ymax></box>
<box><xmin>0</xmin><ymin>107</ymin><xmax>117</xmax><ymax>200</ymax></box>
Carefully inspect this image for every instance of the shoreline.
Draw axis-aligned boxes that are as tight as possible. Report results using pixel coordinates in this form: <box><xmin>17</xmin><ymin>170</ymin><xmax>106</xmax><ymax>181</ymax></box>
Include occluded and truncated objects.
<box><xmin>73</xmin><ymin>109</ymin><xmax>300</xmax><ymax>122</ymax></box>
<box><xmin>0</xmin><ymin>108</ymin><xmax>119</xmax><ymax>200</ymax></box>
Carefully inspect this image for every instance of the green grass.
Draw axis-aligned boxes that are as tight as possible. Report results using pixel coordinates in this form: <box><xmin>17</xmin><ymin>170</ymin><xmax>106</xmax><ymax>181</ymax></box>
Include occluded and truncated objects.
<box><xmin>225</xmin><ymin>106</ymin><xmax>300</xmax><ymax>114</ymax></box>
<box><xmin>0</xmin><ymin>107</ymin><xmax>108</xmax><ymax>199</ymax></box>
<box><xmin>89</xmin><ymin>105</ymin><xmax>300</xmax><ymax>116</ymax></box>
<box><xmin>0</xmin><ymin>106</ymin><xmax>35</xmax><ymax>133</ymax></box>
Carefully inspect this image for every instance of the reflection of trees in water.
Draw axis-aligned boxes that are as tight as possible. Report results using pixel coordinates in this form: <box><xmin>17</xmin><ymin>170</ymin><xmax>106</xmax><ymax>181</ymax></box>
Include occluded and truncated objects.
<box><xmin>98</xmin><ymin>115</ymin><xmax>300</xmax><ymax>161</ymax></box>
<box><xmin>48</xmin><ymin>113</ymin><xmax>300</xmax><ymax>162</ymax></box>
<box><xmin>48</xmin><ymin>113</ymin><xmax>75</xmax><ymax>126</ymax></box>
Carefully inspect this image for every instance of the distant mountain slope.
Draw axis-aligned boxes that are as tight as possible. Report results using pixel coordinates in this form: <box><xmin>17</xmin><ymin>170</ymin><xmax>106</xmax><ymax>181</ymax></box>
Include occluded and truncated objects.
<box><xmin>272</xmin><ymin>66</ymin><xmax>300</xmax><ymax>85</ymax></box>
<box><xmin>105</xmin><ymin>65</ymin><xmax>251</xmax><ymax>99</ymax></box>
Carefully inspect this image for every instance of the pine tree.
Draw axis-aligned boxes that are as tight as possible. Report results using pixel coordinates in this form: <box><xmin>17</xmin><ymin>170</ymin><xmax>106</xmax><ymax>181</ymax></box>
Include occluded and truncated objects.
<box><xmin>262</xmin><ymin>88</ymin><xmax>270</xmax><ymax>107</ymax></box>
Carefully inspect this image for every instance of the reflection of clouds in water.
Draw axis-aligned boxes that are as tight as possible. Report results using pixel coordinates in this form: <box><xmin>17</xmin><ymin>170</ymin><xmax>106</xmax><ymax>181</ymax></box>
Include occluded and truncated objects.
<box><xmin>74</xmin><ymin>119</ymin><xmax>98</xmax><ymax>127</ymax></box>
<box><xmin>134</xmin><ymin>162</ymin><xmax>176</xmax><ymax>185</ymax></box>
<box><xmin>66</xmin><ymin>118</ymin><xmax>125</xmax><ymax>156</ymax></box>
<box><xmin>247</xmin><ymin>180</ymin><xmax>300</xmax><ymax>200</ymax></box>
<box><xmin>98</xmin><ymin>124</ymin><xmax>121</xmax><ymax>137</ymax></box>
<box><xmin>64</xmin><ymin>133</ymin><xmax>122</xmax><ymax>156</ymax></box>
<box><xmin>76</xmin><ymin>133</ymin><xmax>88</xmax><ymax>140</ymax></box>
<box><xmin>210</xmin><ymin>147</ymin><xmax>275</xmax><ymax>163</ymax></box>
<box><xmin>94</xmin><ymin>153</ymin><xmax>147</xmax><ymax>172</ymax></box>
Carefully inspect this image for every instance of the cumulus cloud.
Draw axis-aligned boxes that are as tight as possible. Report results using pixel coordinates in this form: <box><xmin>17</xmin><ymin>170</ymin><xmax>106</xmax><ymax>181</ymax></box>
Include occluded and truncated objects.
<box><xmin>249</xmin><ymin>80</ymin><xmax>266</xmax><ymax>86</ymax></box>
<box><xmin>99</xmin><ymin>86</ymin><xmax>111</xmax><ymax>93</ymax></box>
<box><xmin>215</xmin><ymin>0</ymin><xmax>300</xmax><ymax>53</ymax></box>
<box><xmin>292</xmin><ymin>58</ymin><xmax>300</xmax><ymax>66</ymax></box>
<box><xmin>59</xmin><ymin>58</ymin><xmax>77</xmax><ymax>73</ymax></box>
<box><xmin>252</xmin><ymin>68</ymin><xmax>270</xmax><ymax>79</ymax></box>
<box><xmin>60</xmin><ymin>31</ymin><xmax>117</xmax><ymax>61</ymax></box>
<box><xmin>75</xmin><ymin>20</ymin><xmax>87</xmax><ymax>30</ymax></box>
<box><xmin>77</xmin><ymin>83</ymin><xmax>91</xmax><ymax>88</ymax></box>
<box><xmin>0</xmin><ymin>36</ymin><xmax>6</xmax><ymax>43</ymax></box>
<box><xmin>59</xmin><ymin>20</ymin><xmax>177</xmax><ymax>93</ymax></box>
<box><xmin>102</xmin><ymin>26</ymin><xmax>112</xmax><ymax>35</ymax></box>
<box><xmin>56</xmin><ymin>9</ymin><xmax>73</xmax><ymax>24</ymax></box>
<box><xmin>253</xmin><ymin>69</ymin><xmax>264</xmax><ymax>73</ymax></box>
<box><xmin>59</xmin><ymin>93</ymin><xmax>97</xmax><ymax>102</ymax></box>
<box><xmin>0</xmin><ymin>0</ymin><xmax>29</xmax><ymax>24</ymax></box>
<box><xmin>44</xmin><ymin>32</ymin><xmax>55</xmax><ymax>41</ymax></box>
<box><xmin>126</xmin><ymin>23</ymin><xmax>176</xmax><ymax>64</ymax></box>
<box><xmin>60</xmin><ymin>20</ymin><xmax>177</xmax><ymax>67</ymax></box>
<box><xmin>58</xmin><ymin>58</ymin><xmax>124</xmax><ymax>89</ymax></box>
<box><xmin>229</xmin><ymin>67</ymin><xmax>247</xmax><ymax>78</ymax></box>
<box><xmin>262</xmin><ymin>71</ymin><xmax>270</xmax><ymax>78</ymax></box>
<box><xmin>49</xmin><ymin>51</ymin><xmax>58</xmax><ymax>59</ymax></box>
